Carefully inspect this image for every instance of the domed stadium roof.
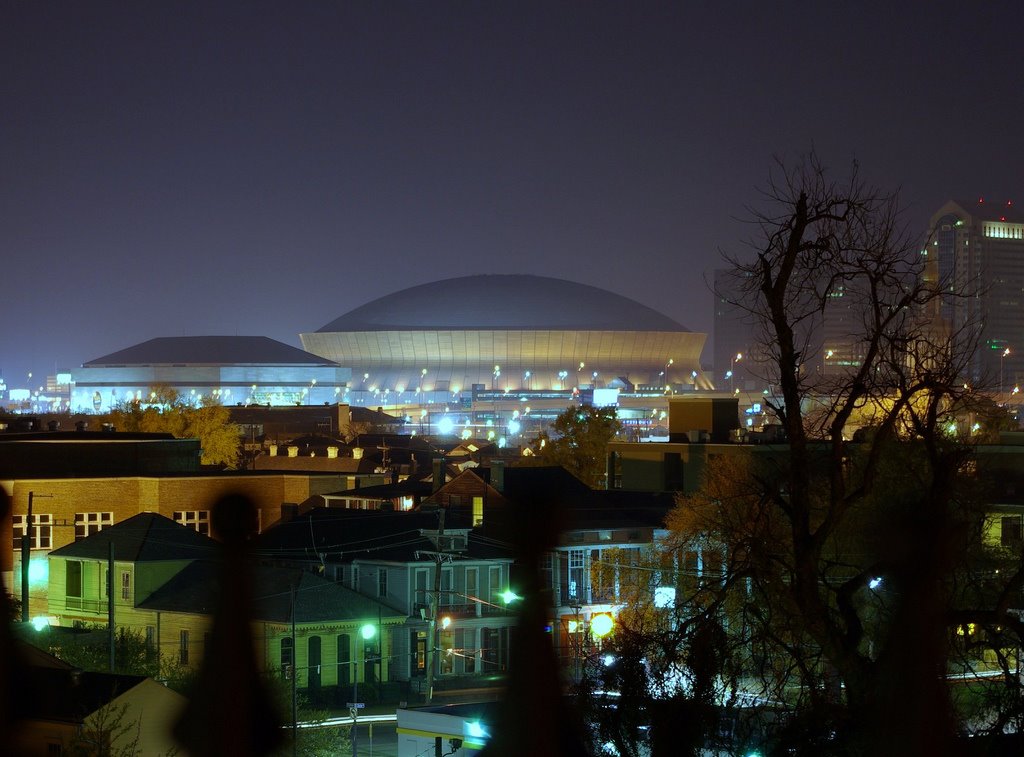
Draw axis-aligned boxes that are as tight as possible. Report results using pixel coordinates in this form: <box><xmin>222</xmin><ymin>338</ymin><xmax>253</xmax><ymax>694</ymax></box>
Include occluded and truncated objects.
<box><xmin>317</xmin><ymin>275</ymin><xmax>689</xmax><ymax>333</ymax></box>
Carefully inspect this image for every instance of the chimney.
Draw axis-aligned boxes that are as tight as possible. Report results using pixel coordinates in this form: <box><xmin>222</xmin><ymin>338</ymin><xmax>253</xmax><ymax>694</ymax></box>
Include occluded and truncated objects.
<box><xmin>491</xmin><ymin>460</ymin><xmax>505</xmax><ymax>493</ymax></box>
<box><xmin>432</xmin><ymin>457</ymin><xmax>445</xmax><ymax>493</ymax></box>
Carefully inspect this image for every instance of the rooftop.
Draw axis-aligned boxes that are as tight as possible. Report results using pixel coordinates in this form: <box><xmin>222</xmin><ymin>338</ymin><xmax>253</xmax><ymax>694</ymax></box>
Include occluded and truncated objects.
<box><xmin>85</xmin><ymin>336</ymin><xmax>339</xmax><ymax>366</ymax></box>
<box><xmin>316</xmin><ymin>274</ymin><xmax>690</xmax><ymax>333</ymax></box>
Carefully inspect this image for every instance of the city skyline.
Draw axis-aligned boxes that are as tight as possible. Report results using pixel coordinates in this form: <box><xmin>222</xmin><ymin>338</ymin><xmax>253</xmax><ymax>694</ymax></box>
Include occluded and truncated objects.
<box><xmin>4</xmin><ymin>2</ymin><xmax>1024</xmax><ymax>387</ymax></box>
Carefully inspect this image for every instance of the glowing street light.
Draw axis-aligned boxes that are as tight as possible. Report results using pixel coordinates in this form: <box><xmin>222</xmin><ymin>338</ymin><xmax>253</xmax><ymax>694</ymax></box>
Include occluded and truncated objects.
<box><xmin>591</xmin><ymin>613</ymin><xmax>614</xmax><ymax>638</ymax></box>
<box><xmin>730</xmin><ymin>352</ymin><xmax>743</xmax><ymax>392</ymax></box>
<box><xmin>1001</xmin><ymin>347</ymin><xmax>1012</xmax><ymax>394</ymax></box>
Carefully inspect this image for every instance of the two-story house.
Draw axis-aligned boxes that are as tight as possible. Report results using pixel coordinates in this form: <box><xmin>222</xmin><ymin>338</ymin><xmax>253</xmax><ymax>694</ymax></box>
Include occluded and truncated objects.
<box><xmin>254</xmin><ymin>503</ymin><xmax>518</xmax><ymax>694</ymax></box>
<box><xmin>45</xmin><ymin>512</ymin><xmax>404</xmax><ymax>699</ymax></box>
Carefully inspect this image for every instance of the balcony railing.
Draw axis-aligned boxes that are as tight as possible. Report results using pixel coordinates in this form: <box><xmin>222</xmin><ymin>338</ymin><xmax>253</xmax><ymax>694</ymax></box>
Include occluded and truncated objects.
<box><xmin>65</xmin><ymin>596</ymin><xmax>105</xmax><ymax>613</ymax></box>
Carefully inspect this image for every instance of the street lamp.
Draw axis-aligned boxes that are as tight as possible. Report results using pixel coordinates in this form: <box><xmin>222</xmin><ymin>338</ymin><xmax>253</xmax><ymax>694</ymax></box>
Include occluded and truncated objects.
<box><xmin>730</xmin><ymin>353</ymin><xmax>743</xmax><ymax>392</ymax></box>
<box><xmin>351</xmin><ymin>623</ymin><xmax>377</xmax><ymax>757</ymax></box>
<box><xmin>1001</xmin><ymin>347</ymin><xmax>1011</xmax><ymax>395</ymax></box>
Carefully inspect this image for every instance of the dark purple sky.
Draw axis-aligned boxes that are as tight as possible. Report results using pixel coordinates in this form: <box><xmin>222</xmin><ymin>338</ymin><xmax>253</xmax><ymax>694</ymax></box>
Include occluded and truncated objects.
<box><xmin>4</xmin><ymin>2</ymin><xmax>1024</xmax><ymax>388</ymax></box>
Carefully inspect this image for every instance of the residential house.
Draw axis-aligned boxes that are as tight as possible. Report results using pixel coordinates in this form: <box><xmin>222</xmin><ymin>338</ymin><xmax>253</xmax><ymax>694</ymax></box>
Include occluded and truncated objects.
<box><xmin>45</xmin><ymin>513</ymin><xmax>403</xmax><ymax>699</ymax></box>
<box><xmin>13</xmin><ymin>641</ymin><xmax>186</xmax><ymax>756</ymax></box>
<box><xmin>254</xmin><ymin>505</ymin><xmax>518</xmax><ymax>692</ymax></box>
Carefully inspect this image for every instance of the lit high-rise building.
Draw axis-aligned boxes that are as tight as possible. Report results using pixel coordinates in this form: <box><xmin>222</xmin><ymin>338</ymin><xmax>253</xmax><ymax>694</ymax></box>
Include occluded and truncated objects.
<box><xmin>927</xmin><ymin>199</ymin><xmax>1024</xmax><ymax>389</ymax></box>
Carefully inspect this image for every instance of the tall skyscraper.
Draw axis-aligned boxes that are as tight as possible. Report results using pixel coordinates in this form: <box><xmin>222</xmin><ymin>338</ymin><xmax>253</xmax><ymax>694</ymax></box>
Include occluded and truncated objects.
<box><xmin>713</xmin><ymin>268</ymin><xmax>759</xmax><ymax>392</ymax></box>
<box><xmin>927</xmin><ymin>199</ymin><xmax>1024</xmax><ymax>389</ymax></box>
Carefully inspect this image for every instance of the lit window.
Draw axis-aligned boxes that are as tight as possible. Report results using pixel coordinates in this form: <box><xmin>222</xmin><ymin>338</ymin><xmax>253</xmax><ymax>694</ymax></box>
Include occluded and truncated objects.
<box><xmin>173</xmin><ymin>510</ymin><xmax>210</xmax><ymax>535</ymax></box>
<box><xmin>75</xmin><ymin>512</ymin><xmax>113</xmax><ymax>540</ymax></box>
<box><xmin>13</xmin><ymin>514</ymin><xmax>53</xmax><ymax>550</ymax></box>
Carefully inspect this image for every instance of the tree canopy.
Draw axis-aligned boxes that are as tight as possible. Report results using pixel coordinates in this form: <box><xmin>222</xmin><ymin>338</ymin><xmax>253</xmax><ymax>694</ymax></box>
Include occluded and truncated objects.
<box><xmin>108</xmin><ymin>386</ymin><xmax>240</xmax><ymax>467</ymax></box>
<box><xmin>522</xmin><ymin>404</ymin><xmax>622</xmax><ymax>487</ymax></box>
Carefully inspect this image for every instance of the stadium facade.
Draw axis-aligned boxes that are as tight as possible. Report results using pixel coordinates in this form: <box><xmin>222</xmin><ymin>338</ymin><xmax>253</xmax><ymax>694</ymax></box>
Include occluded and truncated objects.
<box><xmin>71</xmin><ymin>336</ymin><xmax>350</xmax><ymax>412</ymax></box>
<box><xmin>300</xmin><ymin>274</ymin><xmax>707</xmax><ymax>405</ymax></box>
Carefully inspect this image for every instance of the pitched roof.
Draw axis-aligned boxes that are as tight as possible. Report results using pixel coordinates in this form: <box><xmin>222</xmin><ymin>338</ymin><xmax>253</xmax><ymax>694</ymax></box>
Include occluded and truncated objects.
<box><xmin>49</xmin><ymin>512</ymin><xmax>218</xmax><ymax>562</ymax></box>
<box><xmin>84</xmin><ymin>336</ymin><xmax>338</xmax><ymax>366</ymax></box>
<box><xmin>25</xmin><ymin>668</ymin><xmax>150</xmax><ymax>723</ymax></box>
<box><xmin>138</xmin><ymin>560</ymin><xmax>402</xmax><ymax>623</ymax></box>
<box><xmin>253</xmin><ymin>507</ymin><xmax>484</xmax><ymax>563</ymax></box>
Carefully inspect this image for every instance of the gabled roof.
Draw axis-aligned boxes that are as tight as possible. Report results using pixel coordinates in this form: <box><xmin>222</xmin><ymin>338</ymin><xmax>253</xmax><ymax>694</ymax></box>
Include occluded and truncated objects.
<box><xmin>84</xmin><ymin>336</ymin><xmax>338</xmax><ymax>366</ymax></box>
<box><xmin>138</xmin><ymin>561</ymin><xmax>402</xmax><ymax>623</ymax></box>
<box><xmin>25</xmin><ymin>667</ymin><xmax>150</xmax><ymax>723</ymax></box>
<box><xmin>49</xmin><ymin>512</ymin><xmax>217</xmax><ymax>562</ymax></box>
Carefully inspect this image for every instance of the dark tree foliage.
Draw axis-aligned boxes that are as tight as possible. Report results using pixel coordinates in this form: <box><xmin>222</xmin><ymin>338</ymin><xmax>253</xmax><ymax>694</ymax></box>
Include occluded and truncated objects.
<box><xmin>582</xmin><ymin>155</ymin><xmax>1024</xmax><ymax>756</ymax></box>
<box><xmin>523</xmin><ymin>404</ymin><xmax>622</xmax><ymax>488</ymax></box>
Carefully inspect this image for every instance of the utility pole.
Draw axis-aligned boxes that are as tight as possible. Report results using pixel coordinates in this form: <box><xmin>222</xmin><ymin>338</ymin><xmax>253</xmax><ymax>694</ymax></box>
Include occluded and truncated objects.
<box><xmin>108</xmin><ymin>541</ymin><xmax>115</xmax><ymax>671</ymax></box>
<box><xmin>21</xmin><ymin>493</ymin><xmax>34</xmax><ymax>624</ymax></box>
<box><xmin>424</xmin><ymin>506</ymin><xmax>446</xmax><ymax>704</ymax></box>
<box><xmin>291</xmin><ymin>583</ymin><xmax>297</xmax><ymax>757</ymax></box>
<box><xmin>21</xmin><ymin>491</ymin><xmax>53</xmax><ymax>623</ymax></box>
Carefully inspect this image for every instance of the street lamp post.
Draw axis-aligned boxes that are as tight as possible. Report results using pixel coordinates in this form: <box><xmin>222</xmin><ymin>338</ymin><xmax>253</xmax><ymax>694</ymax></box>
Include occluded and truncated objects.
<box><xmin>730</xmin><ymin>353</ymin><xmax>743</xmax><ymax>393</ymax></box>
<box><xmin>351</xmin><ymin>623</ymin><xmax>377</xmax><ymax>757</ymax></box>
<box><xmin>1002</xmin><ymin>347</ymin><xmax>1011</xmax><ymax>395</ymax></box>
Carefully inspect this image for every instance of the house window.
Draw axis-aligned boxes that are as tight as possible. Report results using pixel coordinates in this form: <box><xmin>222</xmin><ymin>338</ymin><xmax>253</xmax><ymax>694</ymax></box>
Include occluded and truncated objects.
<box><xmin>463</xmin><ymin>628</ymin><xmax>476</xmax><ymax>674</ymax></box>
<box><xmin>121</xmin><ymin>571</ymin><xmax>131</xmax><ymax>601</ymax></box>
<box><xmin>13</xmin><ymin>514</ymin><xmax>53</xmax><ymax>550</ymax></box>
<box><xmin>281</xmin><ymin>637</ymin><xmax>294</xmax><ymax>671</ymax></box>
<box><xmin>472</xmin><ymin>496</ymin><xmax>484</xmax><ymax>526</ymax></box>
<box><xmin>145</xmin><ymin>626</ymin><xmax>156</xmax><ymax>651</ymax></box>
<box><xmin>179</xmin><ymin>630</ymin><xmax>189</xmax><ymax>665</ymax></box>
<box><xmin>568</xmin><ymin>549</ymin><xmax>586</xmax><ymax>599</ymax></box>
<box><xmin>414</xmin><ymin>568</ymin><xmax>429</xmax><ymax>606</ymax></box>
<box><xmin>1002</xmin><ymin>516</ymin><xmax>1023</xmax><ymax>546</ymax></box>
<box><xmin>441</xmin><ymin>567</ymin><xmax>453</xmax><ymax>606</ymax></box>
<box><xmin>173</xmin><ymin>510</ymin><xmax>210</xmax><ymax>535</ymax></box>
<box><xmin>378</xmin><ymin>568</ymin><xmax>388</xmax><ymax>598</ymax></box>
<box><xmin>75</xmin><ymin>512</ymin><xmax>113</xmax><ymax>540</ymax></box>
<box><xmin>466</xmin><ymin>568</ymin><xmax>478</xmax><ymax>606</ymax></box>
<box><xmin>66</xmin><ymin>561</ymin><xmax>83</xmax><ymax>598</ymax></box>
<box><xmin>488</xmin><ymin>566</ymin><xmax>501</xmax><ymax>605</ymax></box>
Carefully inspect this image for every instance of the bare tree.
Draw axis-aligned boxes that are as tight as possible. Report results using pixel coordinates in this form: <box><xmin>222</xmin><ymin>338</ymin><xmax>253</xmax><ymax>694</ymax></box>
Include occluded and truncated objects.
<box><xmin>590</xmin><ymin>154</ymin><xmax>1024</xmax><ymax>755</ymax></box>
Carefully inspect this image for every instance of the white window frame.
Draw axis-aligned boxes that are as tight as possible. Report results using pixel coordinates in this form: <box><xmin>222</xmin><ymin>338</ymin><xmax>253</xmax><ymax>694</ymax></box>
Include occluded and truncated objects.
<box><xmin>173</xmin><ymin>510</ymin><xmax>210</xmax><ymax>535</ymax></box>
<box><xmin>75</xmin><ymin>512</ymin><xmax>113</xmax><ymax>540</ymax></box>
<box><xmin>13</xmin><ymin>514</ymin><xmax>53</xmax><ymax>550</ymax></box>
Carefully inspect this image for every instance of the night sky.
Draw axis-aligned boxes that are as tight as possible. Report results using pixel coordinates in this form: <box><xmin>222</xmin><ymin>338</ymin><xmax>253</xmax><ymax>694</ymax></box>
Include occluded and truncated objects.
<box><xmin>4</xmin><ymin>1</ymin><xmax>1024</xmax><ymax>389</ymax></box>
